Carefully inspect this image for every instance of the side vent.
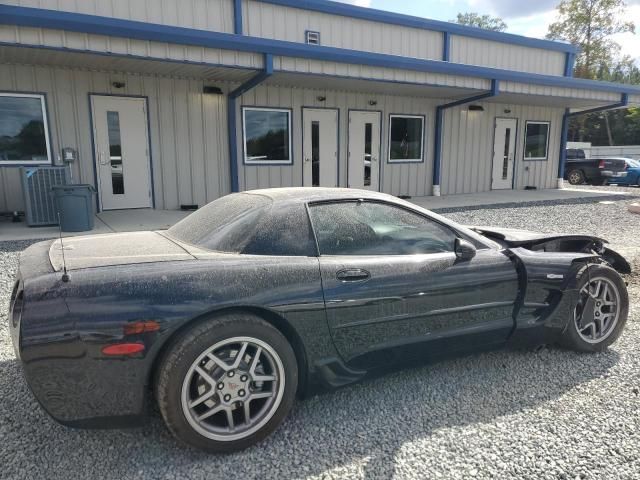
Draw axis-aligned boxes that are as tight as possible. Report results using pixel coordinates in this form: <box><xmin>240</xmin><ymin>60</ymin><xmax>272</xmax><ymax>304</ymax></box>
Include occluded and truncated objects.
<box><xmin>305</xmin><ymin>30</ymin><xmax>321</xmax><ymax>45</ymax></box>
<box><xmin>20</xmin><ymin>166</ymin><xmax>71</xmax><ymax>226</ymax></box>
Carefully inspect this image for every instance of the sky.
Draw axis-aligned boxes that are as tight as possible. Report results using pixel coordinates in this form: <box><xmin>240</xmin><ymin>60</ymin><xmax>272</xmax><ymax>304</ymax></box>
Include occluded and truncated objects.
<box><xmin>339</xmin><ymin>0</ymin><xmax>640</xmax><ymax>63</ymax></box>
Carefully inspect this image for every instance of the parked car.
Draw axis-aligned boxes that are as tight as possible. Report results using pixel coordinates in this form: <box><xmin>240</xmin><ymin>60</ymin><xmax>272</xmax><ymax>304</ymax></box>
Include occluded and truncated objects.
<box><xmin>608</xmin><ymin>158</ymin><xmax>640</xmax><ymax>186</ymax></box>
<box><xmin>9</xmin><ymin>188</ymin><xmax>631</xmax><ymax>452</ymax></box>
<box><xmin>565</xmin><ymin>155</ymin><xmax>628</xmax><ymax>185</ymax></box>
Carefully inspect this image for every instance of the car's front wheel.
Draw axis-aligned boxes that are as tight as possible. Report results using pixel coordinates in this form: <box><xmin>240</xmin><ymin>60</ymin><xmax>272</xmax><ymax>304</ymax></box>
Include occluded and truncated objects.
<box><xmin>156</xmin><ymin>313</ymin><xmax>298</xmax><ymax>452</ymax></box>
<box><xmin>560</xmin><ymin>265</ymin><xmax>628</xmax><ymax>352</ymax></box>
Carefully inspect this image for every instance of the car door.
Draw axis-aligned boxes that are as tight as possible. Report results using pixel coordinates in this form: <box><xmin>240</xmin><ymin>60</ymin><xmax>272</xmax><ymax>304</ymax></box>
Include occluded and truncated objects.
<box><xmin>307</xmin><ymin>200</ymin><xmax>519</xmax><ymax>367</ymax></box>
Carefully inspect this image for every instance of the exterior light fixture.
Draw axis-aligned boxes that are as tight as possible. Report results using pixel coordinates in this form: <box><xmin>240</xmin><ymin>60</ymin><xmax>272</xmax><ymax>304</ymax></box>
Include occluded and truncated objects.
<box><xmin>111</xmin><ymin>81</ymin><xmax>126</xmax><ymax>89</ymax></box>
<box><xmin>369</xmin><ymin>100</ymin><xmax>378</xmax><ymax>106</ymax></box>
<box><xmin>317</xmin><ymin>96</ymin><xmax>327</xmax><ymax>102</ymax></box>
<box><xmin>468</xmin><ymin>105</ymin><xmax>484</xmax><ymax>112</ymax></box>
<box><xmin>203</xmin><ymin>86</ymin><xmax>224</xmax><ymax>95</ymax></box>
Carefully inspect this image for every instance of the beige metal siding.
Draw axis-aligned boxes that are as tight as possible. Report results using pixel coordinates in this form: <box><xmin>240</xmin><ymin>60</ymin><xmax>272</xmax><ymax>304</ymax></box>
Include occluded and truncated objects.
<box><xmin>243</xmin><ymin>0</ymin><xmax>443</xmax><ymax>61</ymax></box>
<box><xmin>502</xmin><ymin>81</ymin><xmax>621</xmax><ymax>103</ymax></box>
<box><xmin>450</xmin><ymin>36</ymin><xmax>566</xmax><ymax>76</ymax></box>
<box><xmin>274</xmin><ymin>57</ymin><xmax>489</xmax><ymax>91</ymax></box>
<box><xmin>0</xmin><ymin>25</ymin><xmax>263</xmax><ymax>70</ymax></box>
<box><xmin>235</xmin><ymin>84</ymin><xmax>438</xmax><ymax>197</ymax></box>
<box><xmin>441</xmin><ymin>103</ymin><xmax>564</xmax><ymax>195</ymax></box>
<box><xmin>0</xmin><ymin>64</ymin><xmax>231</xmax><ymax>212</ymax></box>
<box><xmin>2</xmin><ymin>0</ymin><xmax>235</xmax><ymax>32</ymax></box>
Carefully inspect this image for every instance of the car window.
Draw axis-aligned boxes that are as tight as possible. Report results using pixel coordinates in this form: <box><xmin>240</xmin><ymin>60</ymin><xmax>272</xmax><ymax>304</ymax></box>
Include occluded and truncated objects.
<box><xmin>627</xmin><ymin>159</ymin><xmax>640</xmax><ymax>167</ymax></box>
<box><xmin>308</xmin><ymin>201</ymin><xmax>457</xmax><ymax>256</ymax></box>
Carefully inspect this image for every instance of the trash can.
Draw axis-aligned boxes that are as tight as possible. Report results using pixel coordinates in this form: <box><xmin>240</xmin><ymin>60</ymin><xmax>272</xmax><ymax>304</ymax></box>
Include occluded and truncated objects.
<box><xmin>52</xmin><ymin>184</ymin><xmax>96</xmax><ymax>232</ymax></box>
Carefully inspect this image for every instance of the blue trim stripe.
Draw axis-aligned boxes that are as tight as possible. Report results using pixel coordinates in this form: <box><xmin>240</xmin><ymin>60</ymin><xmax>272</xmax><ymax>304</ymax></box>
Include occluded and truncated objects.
<box><xmin>1</xmin><ymin>6</ymin><xmax>638</xmax><ymax>96</ymax></box>
<box><xmin>433</xmin><ymin>80</ymin><xmax>500</xmax><ymax>189</ymax></box>
<box><xmin>558</xmin><ymin>94</ymin><xmax>629</xmax><ymax>178</ymax></box>
<box><xmin>255</xmin><ymin>0</ymin><xmax>579</xmax><ymax>54</ymax></box>
<box><xmin>228</xmin><ymin>54</ymin><xmax>274</xmax><ymax>192</ymax></box>
<box><xmin>234</xmin><ymin>0</ymin><xmax>243</xmax><ymax>35</ymax></box>
<box><xmin>442</xmin><ymin>31</ymin><xmax>450</xmax><ymax>62</ymax></box>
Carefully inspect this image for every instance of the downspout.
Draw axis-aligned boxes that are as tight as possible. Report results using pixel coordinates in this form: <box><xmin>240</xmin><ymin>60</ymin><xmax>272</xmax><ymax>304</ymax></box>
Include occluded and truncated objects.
<box><xmin>432</xmin><ymin>79</ymin><xmax>499</xmax><ymax>196</ymax></box>
<box><xmin>233</xmin><ymin>0</ymin><xmax>243</xmax><ymax>35</ymax></box>
<box><xmin>227</xmin><ymin>53</ymin><xmax>274</xmax><ymax>193</ymax></box>
<box><xmin>557</xmin><ymin>93</ymin><xmax>628</xmax><ymax>188</ymax></box>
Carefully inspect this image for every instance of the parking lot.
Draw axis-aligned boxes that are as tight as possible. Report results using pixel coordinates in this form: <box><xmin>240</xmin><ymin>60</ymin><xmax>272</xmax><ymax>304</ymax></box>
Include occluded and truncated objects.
<box><xmin>1</xmin><ymin>186</ymin><xmax>639</xmax><ymax>479</ymax></box>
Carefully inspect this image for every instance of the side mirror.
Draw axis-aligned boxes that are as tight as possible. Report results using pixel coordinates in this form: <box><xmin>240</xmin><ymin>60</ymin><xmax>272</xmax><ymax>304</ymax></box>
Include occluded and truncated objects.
<box><xmin>455</xmin><ymin>238</ymin><xmax>477</xmax><ymax>262</ymax></box>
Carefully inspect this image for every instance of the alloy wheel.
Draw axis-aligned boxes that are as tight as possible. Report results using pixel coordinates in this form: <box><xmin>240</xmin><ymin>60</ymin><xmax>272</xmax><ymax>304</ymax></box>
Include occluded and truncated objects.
<box><xmin>181</xmin><ymin>336</ymin><xmax>285</xmax><ymax>442</ymax></box>
<box><xmin>574</xmin><ymin>276</ymin><xmax>621</xmax><ymax>344</ymax></box>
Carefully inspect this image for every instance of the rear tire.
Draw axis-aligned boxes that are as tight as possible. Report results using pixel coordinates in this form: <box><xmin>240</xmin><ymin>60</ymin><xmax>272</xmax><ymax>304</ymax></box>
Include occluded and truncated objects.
<box><xmin>567</xmin><ymin>169</ymin><xmax>585</xmax><ymax>185</ymax></box>
<box><xmin>156</xmin><ymin>313</ymin><xmax>298</xmax><ymax>452</ymax></box>
<box><xmin>560</xmin><ymin>265</ymin><xmax>628</xmax><ymax>353</ymax></box>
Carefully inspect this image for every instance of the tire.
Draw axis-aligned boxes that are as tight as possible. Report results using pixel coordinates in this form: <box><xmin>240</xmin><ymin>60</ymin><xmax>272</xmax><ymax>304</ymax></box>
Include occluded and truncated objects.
<box><xmin>155</xmin><ymin>313</ymin><xmax>298</xmax><ymax>452</ymax></box>
<box><xmin>560</xmin><ymin>265</ymin><xmax>629</xmax><ymax>353</ymax></box>
<box><xmin>567</xmin><ymin>169</ymin><xmax>585</xmax><ymax>185</ymax></box>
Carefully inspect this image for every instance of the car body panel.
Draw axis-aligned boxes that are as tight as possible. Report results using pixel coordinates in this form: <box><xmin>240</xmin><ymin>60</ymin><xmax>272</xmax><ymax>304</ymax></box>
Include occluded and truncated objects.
<box><xmin>564</xmin><ymin>156</ymin><xmax>628</xmax><ymax>184</ymax></box>
<box><xmin>609</xmin><ymin>158</ymin><xmax>640</xmax><ymax>186</ymax></box>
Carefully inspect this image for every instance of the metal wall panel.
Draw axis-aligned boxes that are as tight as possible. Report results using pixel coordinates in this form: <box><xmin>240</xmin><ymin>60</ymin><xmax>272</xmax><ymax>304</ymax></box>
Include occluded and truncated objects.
<box><xmin>502</xmin><ymin>81</ymin><xmax>621</xmax><ymax>103</ymax></box>
<box><xmin>235</xmin><ymin>84</ymin><xmax>439</xmax><ymax>197</ymax></box>
<box><xmin>450</xmin><ymin>36</ymin><xmax>566</xmax><ymax>77</ymax></box>
<box><xmin>0</xmin><ymin>64</ymin><xmax>231</xmax><ymax>212</ymax></box>
<box><xmin>0</xmin><ymin>25</ymin><xmax>263</xmax><ymax>70</ymax></box>
<box><xmin>440</xmin><ymin>102</ymin><xmax>564</xmax><ymax>195</ymax></box>
<box><xmin>242</xmin><ymin>0</ymin><xmax>443</xmax><ymax>61</ymax></box>
<box><xmin>1</xmin><ymin>0</ymin><xmax>235</xmax><ymax>32</ymax></box>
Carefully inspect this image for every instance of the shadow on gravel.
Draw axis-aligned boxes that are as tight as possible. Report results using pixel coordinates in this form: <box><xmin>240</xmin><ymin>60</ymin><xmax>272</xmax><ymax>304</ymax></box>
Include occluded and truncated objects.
<box><xmin>0</xmin><ymin>346</ymin><xmax>621</xmax><ymax>479</ymax></box>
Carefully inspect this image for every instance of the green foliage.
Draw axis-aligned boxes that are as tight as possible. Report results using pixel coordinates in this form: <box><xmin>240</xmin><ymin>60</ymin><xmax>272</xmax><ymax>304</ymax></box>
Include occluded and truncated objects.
<box><xmin>546</xmin><ymin>0</ymin><xmax>635</xmax><ymax>79</ymax></box>
<box><xmin>452</xmin><ymin>13</ymin><xmax>508</xmax><ymax>32</ymax></box>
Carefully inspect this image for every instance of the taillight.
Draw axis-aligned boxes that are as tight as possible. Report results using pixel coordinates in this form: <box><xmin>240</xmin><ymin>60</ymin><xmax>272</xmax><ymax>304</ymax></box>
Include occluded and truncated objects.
<box><xmin>598</xmin><ymin>160</ymin><xmax>606</xmax><ymax>169</ymax></box>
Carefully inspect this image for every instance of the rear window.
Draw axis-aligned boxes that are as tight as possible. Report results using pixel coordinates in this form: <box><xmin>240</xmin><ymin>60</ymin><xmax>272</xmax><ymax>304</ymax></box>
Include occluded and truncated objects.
<box><xmin>167</xmin><ymin>193</ymin><xmax>316</xmax><ymax>256</ymax></box>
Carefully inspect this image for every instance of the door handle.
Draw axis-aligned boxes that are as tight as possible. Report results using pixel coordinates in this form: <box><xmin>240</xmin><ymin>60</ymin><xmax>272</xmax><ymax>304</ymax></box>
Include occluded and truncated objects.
<box><xmin>336</xmin><ymin>269</ymin><xmax>370</xmax><ymax>282</ymax></box>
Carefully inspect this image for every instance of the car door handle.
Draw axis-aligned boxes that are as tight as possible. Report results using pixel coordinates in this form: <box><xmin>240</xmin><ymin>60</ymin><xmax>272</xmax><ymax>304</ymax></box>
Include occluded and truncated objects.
<box><xmin>336</xmin><ymin>269</ymin><xmax>370</xmax><ymax>282</ymax></box>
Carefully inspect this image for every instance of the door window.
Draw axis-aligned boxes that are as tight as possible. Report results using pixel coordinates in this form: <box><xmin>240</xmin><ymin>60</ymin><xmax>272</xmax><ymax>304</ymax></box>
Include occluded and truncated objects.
<box><xmin>311</xmin><ymin>120</ymin><xmax>320</xmax><ymax>187</ymax></box>
<box><xmin>107</xmin><ymin>111</ymin><xmax>124</xmax><ymax>195</ymax></box>
<box><xmin>502</xmin><ymin>127</ymin><xmax>511</xmax><ymax>180</ymax></box>
<box><xmin>309</xmin><ymin>201</ymin><xmax>456</xmax><ymax>256</ymax></box>
<box><xmin>364</xmin><ymin>123</ymin><xmax>372</xmax><ymax>186</ymax></box>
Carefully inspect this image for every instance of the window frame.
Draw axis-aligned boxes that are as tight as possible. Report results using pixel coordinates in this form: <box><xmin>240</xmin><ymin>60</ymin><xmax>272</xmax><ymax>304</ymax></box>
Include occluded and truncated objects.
<box><xmin>306</xmin><ymin>199</ymin><xmax>465</xmax><ymax>257</ymax></box>
<box><xmin>387</xmin><ymin>114</ymin><xmax>425</xmax><ymax>164</ymax></box>
<box><xmin>523</xmin><ymin>120</ymin><xmax>551</xmax><ymax>162</ymax></box>
<box><xmin>241</xmin><ymin>106</ymin><xmax>294</xmax><ymax>166</ymax></box>
<box><xmin>0</xmin><ymin>92</ymin><xmax>53</xmax><ymax>166</ymax></box>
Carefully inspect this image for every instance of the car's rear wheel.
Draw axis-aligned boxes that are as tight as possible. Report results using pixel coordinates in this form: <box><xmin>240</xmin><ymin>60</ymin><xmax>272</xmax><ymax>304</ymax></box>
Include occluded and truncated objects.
<box><xmin>560</xmin><ymin>265</ymin><xmax>628</xmax><ymax>352</ymax></box>
<box><xmin>567</xmin><ymin>169</ymin><xmax>585</xmax><ymax>185</ymax></box>
<box><xmin>156</xmin><ymin>313</ymin><xmax>298</xmax><ymax>452</ymax></box>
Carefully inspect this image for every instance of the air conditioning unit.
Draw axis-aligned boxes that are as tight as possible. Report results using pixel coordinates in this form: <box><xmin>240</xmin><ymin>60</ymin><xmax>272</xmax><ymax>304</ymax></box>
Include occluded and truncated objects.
<box><xmin>21</xmin><ymin>166</ymin><xmax>71</xmax><ymax>226</ymax></box>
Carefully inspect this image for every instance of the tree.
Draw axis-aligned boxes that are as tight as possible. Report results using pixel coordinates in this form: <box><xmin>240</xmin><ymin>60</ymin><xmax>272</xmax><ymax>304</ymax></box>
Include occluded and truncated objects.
<box><xmin>546</xmin><ymin>0</ymin><xmax>635</xmax><ymax>79</ymax></box>
<box><xmin>547</xmin><ymin>0</ymin><xmax>636</xmax><ymax>145</ymax></box>
<box><xmin>452</xmin><ymin>13</ymin><xmax>507</xmax><ymax>32</ymax></box>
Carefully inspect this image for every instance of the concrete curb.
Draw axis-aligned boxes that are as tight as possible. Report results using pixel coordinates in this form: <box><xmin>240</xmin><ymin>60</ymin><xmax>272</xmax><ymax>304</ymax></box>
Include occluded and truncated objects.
<box><xmin>629</xmin><ymin>204</ymin><xmax>640</xmax><ymax>215</ymax></box>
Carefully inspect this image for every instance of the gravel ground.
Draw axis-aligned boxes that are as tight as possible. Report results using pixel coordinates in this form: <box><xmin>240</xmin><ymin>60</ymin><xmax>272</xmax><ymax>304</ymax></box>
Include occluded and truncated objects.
<box><xmin>1</xmin><ymin>187</ymin><xmax>640</xmax><ymax>480</ymax></box>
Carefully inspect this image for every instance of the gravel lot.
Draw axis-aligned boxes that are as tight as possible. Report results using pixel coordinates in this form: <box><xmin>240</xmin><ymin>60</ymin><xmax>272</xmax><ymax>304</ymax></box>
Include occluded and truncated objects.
<box><xmin>1</xmin><ymin>186</ymin><xmax>639</xmax><ymax>480</ymax></box>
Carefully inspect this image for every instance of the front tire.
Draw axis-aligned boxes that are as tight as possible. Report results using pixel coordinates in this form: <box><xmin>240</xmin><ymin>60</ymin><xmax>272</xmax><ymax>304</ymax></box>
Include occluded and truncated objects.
<box><xmin>560</xmin><ymin>265</ymin><xmax>628</xmax><ymax>352</ymax></box>
<box><xmin>156</xmin><ymin>313</ymin><xmax>298</xmax><ymax>452</ymax></box>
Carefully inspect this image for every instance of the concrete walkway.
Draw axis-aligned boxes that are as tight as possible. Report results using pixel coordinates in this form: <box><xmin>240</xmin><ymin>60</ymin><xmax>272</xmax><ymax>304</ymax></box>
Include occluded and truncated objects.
<box><xmin>0</xmin><ymin>187</ymin><xmax>631</xmax><ymax>242</ymax></box>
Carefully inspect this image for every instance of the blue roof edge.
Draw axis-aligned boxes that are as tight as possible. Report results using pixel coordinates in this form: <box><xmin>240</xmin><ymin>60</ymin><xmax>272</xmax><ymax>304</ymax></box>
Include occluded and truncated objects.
<box><xmin>256</xmin><ymin>0</ymin><xmax>580</xmax><ymax>54</ymax></box>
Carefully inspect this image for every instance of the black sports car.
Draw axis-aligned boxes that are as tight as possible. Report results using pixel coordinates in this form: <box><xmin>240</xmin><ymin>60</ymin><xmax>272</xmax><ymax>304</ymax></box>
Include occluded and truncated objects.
<box><xmin>9</xmin><ymin>188</ymin><xmax>630</xmax><ymax>452</ymax></box>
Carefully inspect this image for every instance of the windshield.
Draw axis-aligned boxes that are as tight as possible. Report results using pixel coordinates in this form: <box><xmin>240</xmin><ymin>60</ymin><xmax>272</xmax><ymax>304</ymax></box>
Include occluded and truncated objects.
<box><xmin>167</xmin><ymin>193</ymin><xmax>272</xmax><ymax>253</ymax></box>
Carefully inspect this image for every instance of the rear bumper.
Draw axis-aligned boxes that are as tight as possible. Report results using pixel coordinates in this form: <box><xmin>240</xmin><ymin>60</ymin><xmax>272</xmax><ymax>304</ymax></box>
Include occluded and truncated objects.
<box><xmin>600</xmin><ymin>171</ymin><xmax>627</xmax><ymax>178</ymax></box>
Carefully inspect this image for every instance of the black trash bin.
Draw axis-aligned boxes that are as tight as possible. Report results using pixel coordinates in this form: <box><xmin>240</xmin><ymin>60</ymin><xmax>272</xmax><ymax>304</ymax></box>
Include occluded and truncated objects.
<box><xmin>52</xmin><ymin>184</ymin><xmax>96</xmax><ymax>232</ymax></box>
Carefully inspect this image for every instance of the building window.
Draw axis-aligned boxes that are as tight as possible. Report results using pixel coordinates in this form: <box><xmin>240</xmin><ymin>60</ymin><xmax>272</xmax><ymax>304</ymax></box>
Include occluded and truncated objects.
<box><xmin>242</xmin><ymin>107</ymin><xmax>293</xmax><ymax>165</ymax></box>
<box><xmin>389</xmin><ymin>115</ymin><xmax>424</xmax><ymax>163</ymax></box>
<box><xmin>0</xmin><ymin>93</ymin><xmax>51</xmax><ymax>165</ymax></box>
<box><xmin>524</xmin><ymin>121</ymin><xmax>550</xmax><ymax>160</ymax></box>
<box><xmin>306</xmin><ymin>31</ymin><xmax>321</xmax><ymax>45</ymax></box>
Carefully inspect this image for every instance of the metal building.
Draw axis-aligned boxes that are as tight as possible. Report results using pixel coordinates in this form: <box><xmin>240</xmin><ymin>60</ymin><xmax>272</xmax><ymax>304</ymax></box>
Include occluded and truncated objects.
<box><xmin>1</xmin><ymin>0</ymin><xmax>639</xmax><ymax>213</ymax></box>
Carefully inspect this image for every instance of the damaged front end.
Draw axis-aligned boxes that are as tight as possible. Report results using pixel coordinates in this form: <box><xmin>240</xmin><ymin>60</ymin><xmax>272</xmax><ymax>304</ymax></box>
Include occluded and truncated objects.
<box><xmin>470</xmin><ymin>226</ymin><xmax>631</xmax><ymax>275</ymax></box>
<box><xmin>470</xmin><ymin>226</ymin><xmax>631</xmax><ymax>348</ymax></box>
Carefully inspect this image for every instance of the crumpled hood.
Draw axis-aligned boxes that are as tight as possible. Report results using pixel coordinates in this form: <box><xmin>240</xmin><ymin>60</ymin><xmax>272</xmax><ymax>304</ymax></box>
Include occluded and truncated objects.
<box><xmin>49</xmin><ymin>231</ymin><xmax>195</xmax><ymax>271</ymax></box>
<box><xmin>468</xmin><ymin>226</ymin><xmax>607</xmax><ymax>246</ymax></box>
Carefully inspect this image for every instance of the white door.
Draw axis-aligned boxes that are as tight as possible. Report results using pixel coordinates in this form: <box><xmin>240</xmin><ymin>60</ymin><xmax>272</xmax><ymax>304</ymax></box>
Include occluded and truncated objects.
<box><xmin>348</xmin><ymin>111</ymin><xmax>381</xmax><ymax>190</ymax></box>
<box><xmin>91</xmin><ymin>95</ymin><xmax>153</xmax><ymax>210</ymax></box>
<box><xmin>491</xmin><ymin>118</ymin><xmax>517</xmax><ymax>190</ymax></box>
<box><xmin>303</xmin><ymin>108</ymin><xmax>338</xmax><ymax>187</ymax></box>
